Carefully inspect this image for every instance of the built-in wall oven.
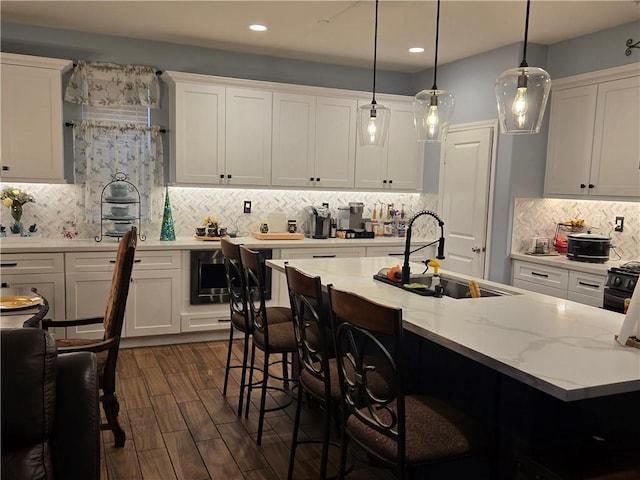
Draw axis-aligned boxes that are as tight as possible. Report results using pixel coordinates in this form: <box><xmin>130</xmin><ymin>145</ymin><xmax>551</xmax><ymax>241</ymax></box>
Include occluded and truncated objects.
<box><xmin>190</xmin><ymin>249</ymin><xmax>273</xmax><ymax>305</ymax></box>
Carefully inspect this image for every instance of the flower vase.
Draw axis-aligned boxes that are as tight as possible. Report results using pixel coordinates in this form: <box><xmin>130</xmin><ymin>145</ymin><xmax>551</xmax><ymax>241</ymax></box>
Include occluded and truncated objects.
<box><xmin>9</xmin><ymin>204</ymin><xmax>23</xmax><ymax>234</ymax></box>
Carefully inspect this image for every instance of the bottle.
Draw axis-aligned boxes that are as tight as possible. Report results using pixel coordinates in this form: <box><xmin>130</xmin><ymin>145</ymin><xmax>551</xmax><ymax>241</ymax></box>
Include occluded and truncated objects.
<box><xmin>370</xmin><ymin>207</ymin><xmax>378</xmax><ymax>236</ymax></box>
<box><xmin>375</xmin><ymin>203</ymin><xmax>384</xmax><ymax>236</ymax></box>
<box><xmin>383</xmin><ymin>204</ymin><xmax>393</xmax><ymax>237</ymax></box>
<box><xmin>398</xmin><ymin>204</ymin><xmax>406</xmax><ymax>237</ymax></box>
<box><xmin>330</xmin><ymin>219</ymin><xmax>337</xmax><ymax>238</ymax></box>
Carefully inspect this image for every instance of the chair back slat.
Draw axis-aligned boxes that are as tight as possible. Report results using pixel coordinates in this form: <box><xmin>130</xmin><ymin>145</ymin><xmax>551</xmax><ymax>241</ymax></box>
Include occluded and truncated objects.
<box><xmin>239</xmin><ymin>246</ymin><xmax>267</xmax><ymax>340</ymax></box>
<box><xmin>221</xmin><ymin>238</ymin><xmax>249</xmax><ymax>329</ymax></box>
<box><xmin>328</xmin><ymin>285</ymin><xmax>405</xmax><ymax>457</ymax></box>
<box><xmin>285</xmin><ymin>265</ymin><xmax>331</xmax><ymax>390</ymax></box>
<box><xmin>103</xmin><ymin>227</ymin><xmax>137</xmax><ymax>340</ymax></box>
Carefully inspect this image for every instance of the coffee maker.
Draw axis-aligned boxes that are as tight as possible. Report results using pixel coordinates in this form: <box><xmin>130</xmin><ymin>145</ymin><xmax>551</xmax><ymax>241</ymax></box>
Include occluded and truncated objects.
<box><xmin>337</xmin><ymin>202</ymin><xmax>364</xmax><ymax>230</ymax></box>
<box><xmin>303</xmin><ymin>206</ymin><xmax>331</xmax><ymax>239</ymax></box>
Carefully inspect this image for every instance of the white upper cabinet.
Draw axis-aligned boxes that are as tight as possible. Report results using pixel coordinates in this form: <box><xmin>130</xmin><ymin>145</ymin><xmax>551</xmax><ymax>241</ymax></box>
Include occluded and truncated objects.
<box><xmin>272</xmin><ymin>93</ymin><xmax>356</xmax><ymax>188</ymax></box>
<box><xmin>225</xmin><ymin>87</ymin><xmax>272</xmax><ymax>186</ymax></box>
<box><xmin>163</xmin><ymin>72</ymin><xmax>272</xmax><ymax>186</ymax></box>
<box><xmin>545</xmin><ymin>65</ymin><xmax>640</xmax><ymax>198</ymax></box>
<box><xmin>1</xmin><ymin>53</ymin><xmax>72</xmax><ymax>183</ymax></box>
<box><xmin>171</xmin><ymin>81</ymin><xmax>226</xmax><ymax>184</ymax></box>
<box><xmin>355</xmin><ymin>100</ymin><xmax>422</xmax><ymax>190</ymax></box>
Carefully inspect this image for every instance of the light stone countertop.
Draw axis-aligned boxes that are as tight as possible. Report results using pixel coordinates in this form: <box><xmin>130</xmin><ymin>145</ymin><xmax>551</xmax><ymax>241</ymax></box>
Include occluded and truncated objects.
<box><xmin>0</xmin><ymin>235</ymin><xmax>435</xmax><ymax>254</ymax></box>
<box><xmin>510</xmin><ymin>252</ymin><xmax>628</xmax><ymax>275</ymax></box>
<box><xmin>267</xmin><ymin>256</ymin><xmax>640</xmax><ymax>402</ymax></box>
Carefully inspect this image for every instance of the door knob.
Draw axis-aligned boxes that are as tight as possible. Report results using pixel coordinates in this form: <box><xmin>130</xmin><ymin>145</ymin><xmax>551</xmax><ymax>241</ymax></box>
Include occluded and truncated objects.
<box><xmin>471</xmin><ymin>247</ymin><xmax>481</xmax><ymax>253</ymax></box>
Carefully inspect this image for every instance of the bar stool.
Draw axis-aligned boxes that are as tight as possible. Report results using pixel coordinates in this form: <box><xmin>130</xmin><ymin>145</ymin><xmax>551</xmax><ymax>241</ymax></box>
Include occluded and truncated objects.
<box><xmin>220</xmin><ymin>238</ymin><xmax>253</xmax><ymax>416</ymax></box>
<box><xmin>328</xmin><ymin>285</ymin><xmax>489</xmax><ymax>479</ymax></box>
<box><xmin>285</xmin><ymin>264</ymin><xmax>342</xmax><ymax>480</ymax></box>
<box><xmin>240</xmin><ymin>246</ymin><xmax>297</xmax><ymax>445</ymax></box>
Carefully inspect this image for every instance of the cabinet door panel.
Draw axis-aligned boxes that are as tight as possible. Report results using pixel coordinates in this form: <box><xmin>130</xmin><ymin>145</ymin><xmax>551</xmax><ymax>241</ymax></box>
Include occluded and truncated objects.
<box><xmin>590</xmin><ymin>76</ymin><xmax>640</xmax><ymax>197</ymax></box>
<box><xmin>226</xmin><ymin>87</ymin><xmax>272</xmax><ymax>185</ymax></box>
<box><xmin>386</xmin><ymin>102</ymin><xmax>421</xmax><ymax>190</ymax></box>
<box><xmin>1</xmin><ymin>64</ymin><xmax>64</xmax><ymax>181</ymax></box>
<box><xmin>65</xmin><ymin>272</ymin><xmax>111</xmax><ymax>339</ymax></box>
<box><xmin>544</xmin><ymin>85</ymin><xmax>598</xmax><ymax>196</ymax></box>
<box><xmin>272</xmin><ymin>92</ymin><xmax>315</xmax><ymax>186</ymax></box>
<box><xmin>126</xmin><ymin>270</ymin><xmax>181</xmax><ymax>337</ymax></box>
<box><xmin>314</xmin><ymin>97</ymin><xmax>356</xmax><ymax>188</ymax></box>
<box><xmin>174</xmin><ymin>82</ymin><xmax>225</xmax><ymax>184</ymax></box>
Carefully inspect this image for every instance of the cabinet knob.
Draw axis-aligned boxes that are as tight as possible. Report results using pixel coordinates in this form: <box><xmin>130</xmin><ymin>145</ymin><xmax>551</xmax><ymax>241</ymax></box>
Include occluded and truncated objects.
<box><xmin>388</xmin><ymin>179</ymin><xmax>393</xmax><ymax>184</ymax></box>
<box><xmin>1</xmin><ymin>166</ymin><xmax>8</xmax><ymax>171</ymax></box>
<box><xmin>471</xmin><ymin>247</ymin><xmax>481</xmax><ymax>253</ymax></box>
<box><xmin>588</xmin><ymin>184</ymin><xmax>594</xmax><ymax>189</ymax></box>
<box><xmin>316</xmin><ymin>177</ymin><xmax>320</xmax><ymax>182</ymax></box>
<box><xmin>382</xmin><ymin>179</ymin><xmax>387</xmax><ymax>184</ymax></box>
<box><xmin>219</xmin><ymin>174</ymin><xmax>225</xmax><ymax>179</ymax></box>
<box><xmin>227</xmin><ymin>174</ymin><xmax>232</xmax><ymax>179</ymax></box>
<box><xmin>309</xmin><ymin>177</ymin><xmax>314</xmax><ymax>182</ymax></box>
<box><xmin>580</xmin><ymin>183</ymin><xmax>586</xmax><ymax>189</ymax></box>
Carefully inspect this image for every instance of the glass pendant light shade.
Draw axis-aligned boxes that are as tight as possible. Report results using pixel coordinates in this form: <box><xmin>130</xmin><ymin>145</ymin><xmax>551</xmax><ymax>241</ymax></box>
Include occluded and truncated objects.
<box><xmin>495</xmin><ymin>66</ymin><xmax>551</xmax><ymax>134</ymax></box>
<box><xmin>357</xmin><ymin>102</ymin><xmax>391</xmax><ymax>146</ymax></box>
<box><xmin>359</xmin><ymin>0</ymin><xmax>389</xmax><ymax>147</ymax></box>
<box><xmin>414</xmin><ymin>88</ymin><xmax>455</xmax><ymax>142</ymax></box>
<box><xmin>413</xmin><ymin>0</ymin><xmax>453</xmax><ymax>143</ymax></box>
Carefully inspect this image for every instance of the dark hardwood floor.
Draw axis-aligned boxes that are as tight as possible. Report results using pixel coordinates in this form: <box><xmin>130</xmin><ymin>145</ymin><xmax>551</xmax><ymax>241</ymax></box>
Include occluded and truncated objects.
<box><xmin>100</xmin><ymin>339</ymin><xmax>395</xmax><ymax>480</ymax></box>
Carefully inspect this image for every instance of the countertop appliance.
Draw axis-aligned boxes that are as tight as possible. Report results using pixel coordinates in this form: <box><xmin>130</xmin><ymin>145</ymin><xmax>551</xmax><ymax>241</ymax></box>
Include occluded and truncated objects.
<box><xmin>303</xmin><ymin>205</ymin><xmax>331</xmax><ymax>239</ymax></box>
<box><xmin>604</xmin><ymin>261</ymin><xmax>639</xmax><ymax>312</ymax></box>
<box><xmin>566</xmin><ymin>233</ymin><xmax>611</xmax><ymax>263</ymax></box>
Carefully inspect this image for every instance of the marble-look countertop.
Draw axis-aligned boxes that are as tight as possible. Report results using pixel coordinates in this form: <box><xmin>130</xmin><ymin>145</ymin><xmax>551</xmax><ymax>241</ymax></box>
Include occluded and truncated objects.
<box><xmin>510</xmin><ymin>252</ymin><xmax>628</xmax><ymax>275</ymax></box>
<box><xmin>267</xmin><ymin>256</ymin><xmax>639</xmax><ymax>402</ymax></box>
<box><xmin>0</xmin><ymin>235</ymin><xmax>434</xmax><ymax>254</ymax></box>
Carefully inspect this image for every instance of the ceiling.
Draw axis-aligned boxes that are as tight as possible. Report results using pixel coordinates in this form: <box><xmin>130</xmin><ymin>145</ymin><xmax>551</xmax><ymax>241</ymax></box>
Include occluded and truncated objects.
<box><xmin>2</xmin><ymin>1</ymin><xmax>639</xmax><ymax>73</ymax></box>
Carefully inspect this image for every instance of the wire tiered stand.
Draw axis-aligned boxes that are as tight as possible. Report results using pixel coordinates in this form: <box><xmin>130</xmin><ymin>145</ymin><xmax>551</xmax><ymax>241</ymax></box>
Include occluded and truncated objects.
<box><xmin>95</xmin><ymin>172</ymin><xmax>146</xmax><ymax>242</ymax></box>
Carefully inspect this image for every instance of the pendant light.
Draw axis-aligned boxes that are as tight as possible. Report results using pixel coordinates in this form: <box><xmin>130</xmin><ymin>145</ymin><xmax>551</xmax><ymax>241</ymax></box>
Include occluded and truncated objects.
<box><xmin>357</xmin><ymin>0</ymin><xmax>390</xmax><ymax>147</ymax></box>
<box><xmin>414</xmin><ymin>0</ymin><xmax>454</xmax><ymax>143</ymax></box>
<box><xmin>495</xmin><ymin>0</ymin><xmax>551</xmax><ymax>134</ymax></box>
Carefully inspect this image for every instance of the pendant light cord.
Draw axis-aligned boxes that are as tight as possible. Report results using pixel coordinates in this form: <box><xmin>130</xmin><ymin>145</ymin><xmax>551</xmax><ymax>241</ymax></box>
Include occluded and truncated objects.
<box><xmin>431</xmin><ymin>0</ymin><xmax>441</xmax><ymax>90</ymax></box>
<box><xmin>520</xmin><ymin>0</ymin><xmax>530</xmax><ymax>68</ymax></box>
<box><xmin>371</xmin><ymin>0</ymin><xmax>379</xmax><ymax>105</ymax></box>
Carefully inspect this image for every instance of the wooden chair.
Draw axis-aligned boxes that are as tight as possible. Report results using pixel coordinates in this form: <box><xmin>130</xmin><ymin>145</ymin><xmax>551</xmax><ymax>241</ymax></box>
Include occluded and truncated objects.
<box><xmin>328</xmin><ymin>284</ymin><xmax>489</xmax><ymax>479</ymax></box>
<box><xmin>240</xmin><ymin>245</ymin><xmax>297</xmax><ymax>445</ymax></box>
<box><xmin>220</xmin><ymin>237</ymin><xmax>253</xmax><ymax>416</ymax></box>
<box><xmin>285</xmin><ymin>264</ymin><xmax>342</xmax><ymax>480</ymax></box>
<box><xmin>42</xmin><ymin>226</ymin><xmax>137</xmax><ymax>448</ymax></box>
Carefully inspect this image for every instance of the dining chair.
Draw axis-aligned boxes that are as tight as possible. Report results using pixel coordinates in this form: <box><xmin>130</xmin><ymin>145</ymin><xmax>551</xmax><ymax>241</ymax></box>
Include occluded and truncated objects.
<box><xmin>42</xmin><ymin>226</ymin><xmax>137</xmax><ymax>448</ymax></box>
<box><xmin>328</xmin><ymin>284</ymin><xmax>489</xmax><ymax>479</ymax></box>
<box><xmin>285</xmin><ymin>264</ymin><xmax>342</xmax><ymax>480</ymax></box>
<box><xmin>220</xmin><ymin>237</ymin><xmax>253</xmax><ymax>416</ymax></box>
<box><xmin>240</xmin><ymin>245</ymin><xmax>297</xmax><ymax>445</ymax></box>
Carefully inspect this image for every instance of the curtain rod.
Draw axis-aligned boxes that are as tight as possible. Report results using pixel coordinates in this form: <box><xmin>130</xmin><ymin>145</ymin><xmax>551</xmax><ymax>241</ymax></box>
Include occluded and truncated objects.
<box><xmin>65</xmin><ymin>122</ymin><xmax>166</xmax><ymax>133</ymax></box>
<box><xmin>71</xmin><ymin>63</ymin><xmax>162</xmax><ymax>75</ymax></box>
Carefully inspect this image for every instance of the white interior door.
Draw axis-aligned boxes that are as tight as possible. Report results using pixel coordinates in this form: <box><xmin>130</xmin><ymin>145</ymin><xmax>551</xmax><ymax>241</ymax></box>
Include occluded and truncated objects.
<box><xmin>438</xmin><ymin>123</ymin><xmax>495</xmax><ymax>278</ymax></box>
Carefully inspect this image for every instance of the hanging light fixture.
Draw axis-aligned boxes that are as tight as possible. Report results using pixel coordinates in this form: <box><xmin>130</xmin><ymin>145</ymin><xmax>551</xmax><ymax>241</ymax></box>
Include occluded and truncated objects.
<box><xmin>414</xmin><ymin>0</ymin><xmax>454</xmax><ymax>143</ymax></box>
<box><xmin>357</xmin><ymin>0</ymin><xmax>390</xmax><ymax>147</ymax></box>
<box><xmin>495</xmin><ymin>0</ymin><xmax>551</xmax><ymax>134</ymax></box>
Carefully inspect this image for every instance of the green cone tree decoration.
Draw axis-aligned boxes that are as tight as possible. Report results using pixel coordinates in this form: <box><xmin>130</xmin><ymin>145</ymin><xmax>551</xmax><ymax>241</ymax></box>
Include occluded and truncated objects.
<box><xmin>159</xmin><ymin>185</ymin><xmax>176</xmax><ymax>241</ymax></box>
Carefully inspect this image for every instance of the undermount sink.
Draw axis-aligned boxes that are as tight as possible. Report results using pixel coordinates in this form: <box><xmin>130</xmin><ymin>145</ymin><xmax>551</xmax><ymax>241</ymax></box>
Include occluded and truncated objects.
<box><xmin>373</xmin><ymin>273</ymin><xmax>518</xmax><ymax>299</ymax></box>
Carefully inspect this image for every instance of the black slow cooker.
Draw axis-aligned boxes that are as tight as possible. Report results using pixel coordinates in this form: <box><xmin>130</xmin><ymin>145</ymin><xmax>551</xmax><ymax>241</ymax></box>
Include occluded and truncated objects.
<box><xmin>566</xmin><ymin>233</ymin><xmax>611</xmax><ymax>263</ymax></box>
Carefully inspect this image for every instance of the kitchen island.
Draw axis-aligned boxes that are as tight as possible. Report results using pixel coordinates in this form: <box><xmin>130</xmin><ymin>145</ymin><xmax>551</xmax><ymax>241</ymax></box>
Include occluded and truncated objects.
<box><xmin>268</xmin><ymin>256</ymin><xmax>640</xmax><ymax>477</ymax></box>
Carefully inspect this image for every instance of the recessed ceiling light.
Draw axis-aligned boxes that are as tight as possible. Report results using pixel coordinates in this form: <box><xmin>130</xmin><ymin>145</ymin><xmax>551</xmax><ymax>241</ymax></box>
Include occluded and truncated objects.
<box><xmin>249</xmin><ymin>24</ymin><xmax>267</xmax><ymax>32</ymax></box>
<box><xmin>409</xmin><ymin>47</ymin><xmax>425</xmax><ymax>53</ymax></box>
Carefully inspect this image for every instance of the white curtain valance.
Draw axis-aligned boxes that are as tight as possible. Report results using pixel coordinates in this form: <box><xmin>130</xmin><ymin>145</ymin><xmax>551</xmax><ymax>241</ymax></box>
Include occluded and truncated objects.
<box><xmin>65</xmin><ymin>61</ymin><xmax>160</xmax><ymax>108</ymax></box>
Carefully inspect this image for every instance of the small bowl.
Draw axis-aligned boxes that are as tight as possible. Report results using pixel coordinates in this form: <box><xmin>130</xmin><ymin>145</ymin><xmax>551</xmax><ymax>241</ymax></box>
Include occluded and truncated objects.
<box><xmin>195</xmin><ymin>227</ymin><xmax>206</xmax><ymax>236</ymax></box>
<box><xmin>110</xmin><ymin>183</ymin><xmax>128</xmax><ymax>198</ymax></box>
<box><xmin>111</xmin><ymin>205</ymin><xmax>129</xmax><ymax>217</ymax></box>
<box><xmin>113</xmin><ymin>222</ymin><xmax>131</xmax><ymax>233</ymax></box>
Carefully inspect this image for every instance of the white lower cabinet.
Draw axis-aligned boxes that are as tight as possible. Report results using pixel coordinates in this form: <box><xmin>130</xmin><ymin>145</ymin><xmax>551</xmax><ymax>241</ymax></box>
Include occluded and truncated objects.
<box><xmin>567</xmin><ymin>270</ymin><xmax>606</xmax><ymax>308</ymax></box>
<box><xmin>65</xmin><ymin>250</ymin><xmax>182</xmax><ymax>339</ymax></box>
<box><xmin>511</xmin><ymin>259</ymin><xmax>606</xmax><ymax>306</ymax></box>
<box><xmin>1</xmin><ymin>253</ymin><xmax>66</xmax><ymax>338</ymax></box>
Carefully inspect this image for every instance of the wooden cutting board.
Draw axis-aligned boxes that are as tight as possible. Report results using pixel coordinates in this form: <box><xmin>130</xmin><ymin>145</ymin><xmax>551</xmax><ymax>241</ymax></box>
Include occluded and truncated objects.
<box><xmin>251</xmin><ymin>231</ymin><xmax>304</xmax><ymax>240</ymax></box>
